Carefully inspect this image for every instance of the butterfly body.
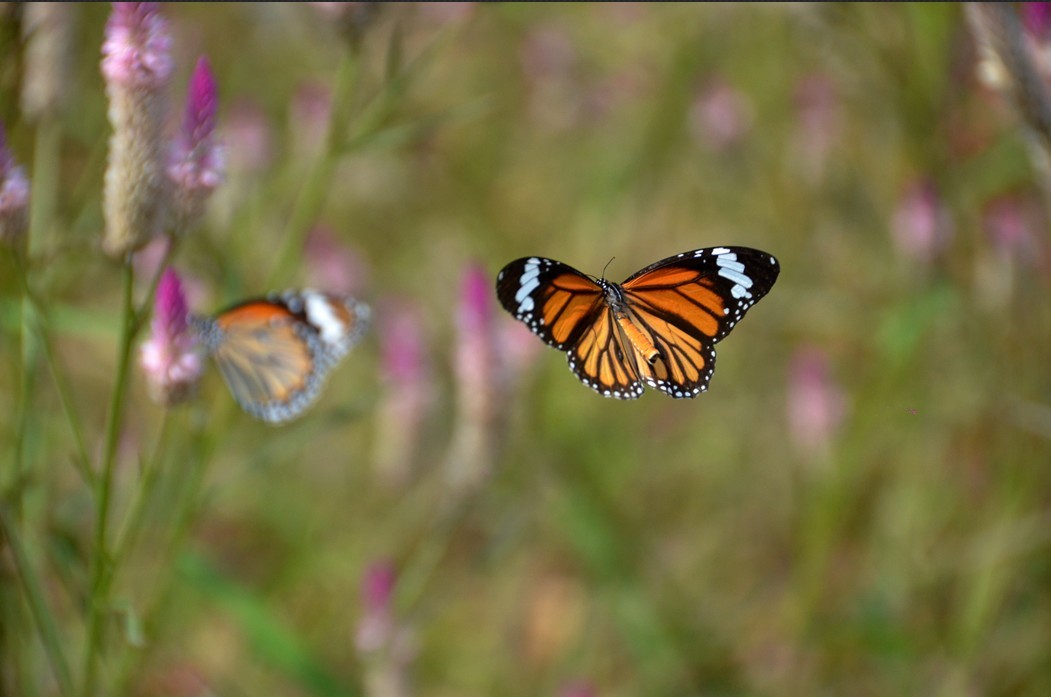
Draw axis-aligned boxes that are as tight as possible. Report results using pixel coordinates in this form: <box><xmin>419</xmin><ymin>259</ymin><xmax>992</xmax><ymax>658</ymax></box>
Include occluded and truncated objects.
<box><xmin>192</xmin><ymin>289</ymin><xmax>369</xmax><ymax>423</ymax></box>
<box><xmin>495</xmin><ymin>246</ymin><xmax>779</xmax><ymax>399</ymax></box>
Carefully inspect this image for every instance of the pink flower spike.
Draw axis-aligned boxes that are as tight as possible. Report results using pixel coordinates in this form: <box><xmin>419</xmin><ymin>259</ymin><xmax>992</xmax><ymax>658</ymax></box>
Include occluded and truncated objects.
<box><xmin>374</xmin><ymin>300</ymin><xmax>433</xmax><ymax>488</ymax></box>
<box><xmin>453</xmin><ymin>263</ymin><xmax>497</xmax><ymax>411</ymax></box>
<box><xmin>786</xmin><ymin>347</ymin><xmax>846</xmax><ymax>457</ymax></box>
<box><xmin>0</xmin><ymin>121</ymin><xmax>30</xmax><ymax>244</ymax></box>
<box><xmin>168</xmin><ymin>56</ymin><xmax>225</xmax><ymax>235</ymax></box>
<box><xmin>891</xmin><ymin>178</ymin><xmax>953</xmax><ymax>265</ymax></box>
<box><xmin>101</xmin><ymin>3</ymin><xmax>173</xmax><ymax>89</ymax></box>
<box><xmin>362</xmin><ymin>560</ymin><xmax>397</xmax><ymax>613</ymax></box>
<box><xmin>184</xmin><ymin>57</ymin><xmax>219</xmax><ymax>151</ymax></box>
<box><xmin>1023</xmin><ymin>3</ymin><xmax>1051</xmax><ymax>40</ymax></box>
<box><xmin>559</xmin><ymin>681</ymin><xmax>597</xmax><ymax>697</ymax></box>
<box><xmin>689</xmin><ymin>77</ymin><xmax>754</xmax><ymax>152</ymax></box>
<box><xmin>304</xmin><ymin>226</ymin><xmax>369</xmax><ymax>295</ymax></box>
<box><xmin>140</xmin><ymin>268</ymin><xmax>202</xmax><ymax>406</ymax></box>
<box><xmin>355</xmin><ymin>560</ymin><xmax>398</xmax><ymax>654</ymax></box>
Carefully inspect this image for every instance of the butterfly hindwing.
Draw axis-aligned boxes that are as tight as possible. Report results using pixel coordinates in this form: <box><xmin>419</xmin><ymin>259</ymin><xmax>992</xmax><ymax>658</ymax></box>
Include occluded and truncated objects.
<box><xmin>567</xmin><ymin>308</ymin><xmax>645</xmax><ymax>399</ymax></box>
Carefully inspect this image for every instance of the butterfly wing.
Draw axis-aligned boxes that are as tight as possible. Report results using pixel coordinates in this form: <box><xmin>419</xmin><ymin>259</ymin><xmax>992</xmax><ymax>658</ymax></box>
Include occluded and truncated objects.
<box><xmin>195</xmin><ymin>291</ymin><xmax>370</xmax><ymax>424</ymax></box>
<box><xmin>566</xmin><ymin>308</ymin><xmax>646</xmax><ymax>399</ymax></box>
<box><xmin>495</xmin><ymin>257</ymin><xmax>605</xmax><ymax>350</ymax></box>
<box><xmin>620</xmin><ymin>246</ymin><xmax>779</xmax><ymax>398</ymax></box>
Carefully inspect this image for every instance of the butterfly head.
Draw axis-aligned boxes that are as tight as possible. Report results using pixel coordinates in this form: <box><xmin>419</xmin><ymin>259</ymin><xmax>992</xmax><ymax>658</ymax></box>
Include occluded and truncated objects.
<box><xmin>598</xmin><ymin>278</ymin><xmax>627</xmax><ymax>311</ymax></box>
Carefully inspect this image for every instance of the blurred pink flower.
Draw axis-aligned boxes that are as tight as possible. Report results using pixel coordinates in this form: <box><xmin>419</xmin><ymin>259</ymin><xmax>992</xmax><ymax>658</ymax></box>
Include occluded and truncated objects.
<box><xmin>497</xmin><ymin>317</ymin><xmax>543</xmax><ymax>394</ymax></box>
<box><xmin>290</xmin><ymin>82</ymin><xmax>332</xmax><ymax>157</ymax></box>
<box><xmin>223</xmin><ymin>99</ymin><xmax>272</xmax><ymax>174</ymax></box>
<box><xmin>309</xmin><ymin>1</ymin><xmax>379</xmax><ymax>40</ymax></box>
<box><xmin>983</xmin><ymin>195</ymin><xmax>1041</xmax><ymax>261</ymax></box>
<box><xmin>1022</xmin><ymin>3</ymin><xmax>1051</xmax><ymax>40</ymax></box>
<box><xmin>446</xmin><ymin>263</ymin><xmax>500</xmax><ymax>496</ymax></box>
<box><xmin>520</xmin><ymin>26</ymin><xmax>582</xmax><ymax>131</ymax></box>
<box><xmin>355</xmin><ymin>560</ymin><xmax>416</xmax><ymax>697</ymax></box>
<box><xmin>975</xmin><ymin>195</ymin><xmax>1048</xmax><ymax>310</ymax></box>
<box><xmin>140</xmin><ymin>268</ymin><xmax>202</xmax><ymax>406</ymax></box>
<box><xmin>558</xmin><ymin>681</ymin><xmax>597</xmax><ymax>697</ymax></box>
<box><xmin>520</xmin><ymin>26</ymin><xmax>577</xmax><ymax>84</ymax></box>
<box><xmin>891</xmin><ymin>178</ymin><xmax>953</xmax><ymax>265</ymax></box>
<box><xmin>304</xmin><ymin>226</ymin><xmax>370</xmax><ymax>295</ymax></box>
<box><xmin>454</xmin><ymin>263</ymin><xmax>496</xmax><ymax>419</ymax></box>
<box><xmin>689</xmin><ymin>77</ymin><xmax>754</xmax><ymax>152</ymax></box>
<box><xmin>792</xmin><ymin>74</ymin><xmax>841</xmax><ymax>181</ymax></box>
<box><xmin>0</xmin><ymin>121</ymin><xmax>30</xmax><ymax>245</ymax></box>
<box><xmin>1019</xmin><ymin>3</ymin><xmax>1051</xmax><ymax>83</ymax></box>
<box><xmin>416</xmin><ymin>2</ymin><xmax>476</xmax><ymax>25</ymax></box>
<box><xmin>374</xmin><ymin>300</ymin><xmax>433</xmax><ymax>488</ymax></box>
<box><xmin>101</xmin><ymin>2</ymin><xmax>173</xmax><ymax>89</ymax></box>
<box><xmin>101</xmin><ymin>2</ymin><xmax>173</xmax><ymax>257</ymax></box>
<box><xmin>168</xmin><ymin>56</ymin><xmax>224</xmax><ymax>235</ymax></box>
<box><xmin>786</xmin><ymin>347</ymin><xmax>846</xmax><ymax>456</ymax></box>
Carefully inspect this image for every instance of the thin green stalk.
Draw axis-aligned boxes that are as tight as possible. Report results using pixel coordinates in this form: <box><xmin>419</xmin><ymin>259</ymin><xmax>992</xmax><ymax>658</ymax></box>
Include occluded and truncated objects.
<box><xmin>112</xmin><ymin>404</ymin><xmax>223</xmax><ymax>695</ymax></box>
<box><xmin>265</xmin><ymin>48</ymin><xmax>360</xmax><ymax>288</ymax></box>
<box><xmin>8</xmin><ymin>251</ymin><xmax>92</xmax><ymax>486</ymax></box>
<box><xmin>110</xmin><ymin>412</ymin><xmax>172</xmax><ymax>577</ymax></box>
<box><xmin>0</xmin><ymin>505</ymin><xmax>75</xmax><ymax>697</ymax></box>
<box><xmin>81</xmin><ymin>260</ymin><xmax>137</xmax><ymax>697</ymax></box>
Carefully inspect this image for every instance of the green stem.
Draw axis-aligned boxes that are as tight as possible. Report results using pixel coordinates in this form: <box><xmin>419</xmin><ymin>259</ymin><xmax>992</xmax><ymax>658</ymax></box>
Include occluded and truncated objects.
<box><xmin>81</xmin><ymin>260</ymin><xmax>136</xmax><ymax>697</ymax></box>
<box><xmin>8</xmin><ymin>250</ymin><xmax>93</xmax><ymax>486</ymax></box>
<box><xmin>0</xmin><ymin>505</ymin><xmax>75</xmax><ymax>697</ymax></box>
<box><xmin>110</xmin><ymin>412</ymin><xmax>172</xmax><ymax>576</ymax></box>
<box><xmin>111</xmin><ymin>406</ymin><xmax>221</xmax><ymax>695</ymax></box>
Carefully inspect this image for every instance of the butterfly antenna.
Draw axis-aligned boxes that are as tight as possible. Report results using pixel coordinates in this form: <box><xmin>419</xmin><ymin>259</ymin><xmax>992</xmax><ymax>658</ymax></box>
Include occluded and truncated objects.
<box><xmin>601</xmin><ymin>257</ymin><xmax>615</xmax><ymax>281</ymax></box>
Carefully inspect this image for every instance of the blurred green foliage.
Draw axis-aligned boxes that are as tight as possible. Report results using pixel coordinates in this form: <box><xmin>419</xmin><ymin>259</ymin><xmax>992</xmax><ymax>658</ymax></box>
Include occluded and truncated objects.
<box><xmin>2</xmin><ymin>3</ymin><xmax>1051</xmax><ymax>696</ymax></box>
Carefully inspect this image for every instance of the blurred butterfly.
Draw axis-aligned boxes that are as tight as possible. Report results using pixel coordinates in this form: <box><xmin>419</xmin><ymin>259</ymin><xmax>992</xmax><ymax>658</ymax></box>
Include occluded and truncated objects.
<box><xmin>191</xmin><ymin>290</ymin><xmax>370</xmax><ymax>423</ymax></box>
<box><xmin>495</xmin><ymin>246</ymin><xmax>779</xmax><ymax>399</ymax></box>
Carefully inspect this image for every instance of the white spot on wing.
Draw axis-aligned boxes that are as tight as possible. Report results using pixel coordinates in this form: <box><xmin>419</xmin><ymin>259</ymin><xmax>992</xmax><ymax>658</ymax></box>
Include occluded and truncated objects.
<box><xmin>304</xmin><ymin>292</ymin><xmax>347</xmax><ymax>346</ymax></box>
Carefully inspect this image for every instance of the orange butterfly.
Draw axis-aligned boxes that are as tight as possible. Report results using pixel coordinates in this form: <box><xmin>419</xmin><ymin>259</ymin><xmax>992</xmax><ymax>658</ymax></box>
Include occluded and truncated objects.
<box><xmin>192</xmin><ymin>290</ymin><xmax>370</xmax><ymax>423</ymax></box>
<box><xmin>495</xmin><ymin>247</ymin><xmax>779</xmax><ymax>399</ymax></box>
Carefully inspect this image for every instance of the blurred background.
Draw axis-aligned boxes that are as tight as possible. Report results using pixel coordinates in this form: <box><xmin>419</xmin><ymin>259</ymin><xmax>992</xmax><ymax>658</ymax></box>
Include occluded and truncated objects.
<box><xmin>2</xmin><ymin>3</ymin><xmax>1051</xmax><ymax>696</ymax></box>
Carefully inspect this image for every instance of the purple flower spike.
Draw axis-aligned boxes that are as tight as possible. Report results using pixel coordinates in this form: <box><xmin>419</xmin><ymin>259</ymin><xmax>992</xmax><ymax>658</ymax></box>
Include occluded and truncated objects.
<box><xmin>559</xmin><ymin>681</ymin><xmax>598</xmax><ymax>697</ymax></box>
<box><xmin>786</xmin><ymin>346</ymin><xmax>846</xmax><ymax>457</ymax></box>
<box><xmin>362</xmin><ymin>561</ymin><xmax>397</xmax><ymax>613</ymax></box>
<box><xmin>355</xmin><ymin>559</ymin><xmax>417</xmax><ymax>695</ymax></box>
<box><xmin>446</xmin><ymin>263</ymin><xmax>500</xmax><ymax>496</ymax></box>
<box><xmin>374</xmin><ymin>301</ymin><xmax>433</xmax><ymax>488</ymax></box>
<box><xmin>0</xmin><ymin>121</ymin><xmax>30</xmax><ymax>245</ymax></box>
<box><xmin>140</xmin><ymin>268</ymin><xmax>202</xmax><ymax>406</ymax></box>
<box><xmin>168</xmin><ymin>56</ymin><xmax>225</xmax><ymax>235</ymax></box>
<box><xmin>102</xmin><ymin>3</ymin><xmax>173</xmax><ymax>90</ymax></box>
<box><xmin>1023</xmin><ymin>3</ymin><xmax>1051</xmax><ymax>40</ymax></box>
<box><xmin>355</xmin><ymin>559</ymin><xmax>398</xmax><ymax>653</ymax></box>
<box><xmin>891</xmin><ymin>178</ymin><xmax>953</xmax><ymax>265</ymax></box>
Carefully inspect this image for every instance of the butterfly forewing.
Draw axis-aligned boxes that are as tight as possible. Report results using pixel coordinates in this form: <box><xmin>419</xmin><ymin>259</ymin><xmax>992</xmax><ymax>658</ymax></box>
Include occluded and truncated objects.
<box><xmin>622</xmin><ymin>246</ymin><xmax>779</xmax><ymax>344</ymax></box>
<box><xmin>496</xmin><ymin>257</ymin><xmax>604</xmax><ymax>349</ymax></box>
